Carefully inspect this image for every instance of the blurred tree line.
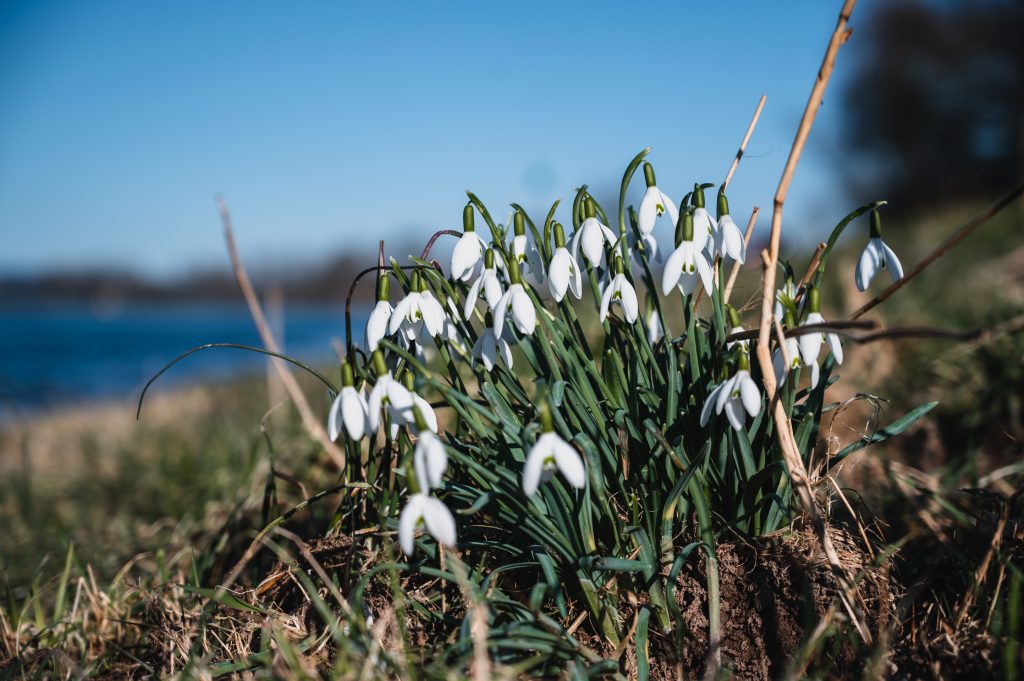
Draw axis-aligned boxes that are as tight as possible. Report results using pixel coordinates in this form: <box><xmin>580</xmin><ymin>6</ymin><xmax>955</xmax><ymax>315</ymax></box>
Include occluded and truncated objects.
<box><xmin>841</xmin><ymin>0</ymin><xmax>1023</xmax><ymax>214</ymax></box>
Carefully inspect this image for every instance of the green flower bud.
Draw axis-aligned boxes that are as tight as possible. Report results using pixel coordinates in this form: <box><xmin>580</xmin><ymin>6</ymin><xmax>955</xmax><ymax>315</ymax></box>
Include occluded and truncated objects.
<box><xmin>584</xmin><ymin>196</ymin><xmax>596</xmax><ymax>219</ymax></box>
<box><xmin>537</xmin><ymin>398</ymin><xmax>554</xmax><ymax>433</ymax></box>
<box><xmin>484</xmin><ymin>248</ymin><xmax>495</xmax><ymax>269</ymax></box>
<box><xmin>376</xmin><ymin>272</ymin><xmax>390</xmax><ymax>302</ymax></box>
<box><xmin>726</xmin><ymin>304</ymin><xmax>741</xmax><ymax>329</ymax></box>
<box><xmin>870</xmin><ymin>208</ymin><xmax>883</xmax><ymax>239</ymax></box>
<box><xmin>717</xmin><ymin>190</ymin><xmax>730</xmax><ymax>219</ymax></box>
<box><xmin>514</xmin><ymin>210</ymin><xmax>526</xmax><ymax>236</ymax></box>
<box><xmin>463</xmin><ymin>202</ymin><xmax>475</xmax><ymax>232</ymax></box>
<box><xmin>643</xmin><ymin>162</ymin><xmax>657</xmax><ymax>188</ymax></box>
<box><xmin>341</xmin><ymin>361</ymin><xmax>355</xmax><ymax>388</ymax></box>
<box><xmin>371</xmin><ymin>350</ymin><xmax>388</xmax><ymax>377</ymax></box>
<box><xmin>553</xmin><ymin>221</ymin><xmax>567</xmax><ymax>249</ymax></box>
<box><xmin>808</xmin><ymin>286</ymin><xmax>821</xmax><ymax>314</ymax></box>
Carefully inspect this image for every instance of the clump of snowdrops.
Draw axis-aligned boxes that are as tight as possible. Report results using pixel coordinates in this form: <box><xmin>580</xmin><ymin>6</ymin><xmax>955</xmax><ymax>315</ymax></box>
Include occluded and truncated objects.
<box><xmin>324</xmin><ymin>148</ymin><xmax>928</xmax><ymax>663</ymax></box>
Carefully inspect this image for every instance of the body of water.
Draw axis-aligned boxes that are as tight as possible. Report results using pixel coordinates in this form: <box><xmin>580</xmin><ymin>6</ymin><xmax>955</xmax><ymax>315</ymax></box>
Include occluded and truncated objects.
<box><xmin>0</xmin><ymin>301</ymin><xmax>366</xmax><ymax>412</ymax></box>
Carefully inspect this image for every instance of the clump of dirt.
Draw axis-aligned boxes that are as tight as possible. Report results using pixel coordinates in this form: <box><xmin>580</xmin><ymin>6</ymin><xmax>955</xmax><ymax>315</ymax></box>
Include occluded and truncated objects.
<box><xmin>646</xmin><ymin>524</ymin><xmax>897</xmax><ymax>680</ymax></box>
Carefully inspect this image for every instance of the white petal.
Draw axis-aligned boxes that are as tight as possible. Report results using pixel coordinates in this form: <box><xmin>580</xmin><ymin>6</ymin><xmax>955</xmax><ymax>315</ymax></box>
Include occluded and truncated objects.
<box><xmin>772</xmin><ymin>350</ymin><xmax>788</xmax><ymax>388</ymax></box>
<box><xmin>620</xmin><ymin>279</ymin><xmax>639</xmax><ymax>323</ymax></box>
<box><xmin>492</xmin><ymin>288</ymin><xmax>514</xmax><ymax>340</ymax></box>
<box><xmin>724</xmin><ymin>398</ymin><xmax>745</xmax><ymax>431</ymax></box>
<box><xmin>700</xmin><ymin>384</ymin><xmax>723</xmax><ymax>427</ymax></box>
<box><xmin>463</xmin><ymin>275</ymin><xmax>484</xmax><ymax>319</ymax></box>
<box><xmin>798</xmin><ymin>329</ymin><xmax>823</xmax><ymax>365</ymax></box>
<box><xmin>662</xmin><ymin>245</ymin><xmax>686</xmax><ymax>295</ymax></box>
<box><xmin>738</xmin><ymin>373</ymin><xmax>760</xmax><ymax>417</ymax></box>
<box><xmin>413</xmin><ymin>394</ymin><xmax>438</xmax><ymax>433</ymax></box>
<box><xmin>598</xmin><ymin>280</ymin><xmax>614</xmax><ymax>322</ymax></box>
<box><xmin>366</xmin><ymin>301</ymin><xmax>393</xmax><ymax>351</ymax></box>
<box><xmin>474</xmin><ymin>330</ymin><xmax>496</xmax><ymax>371</ymax></box>
<box><xmin>809</xmin><ymin>361</ymin><xmax>821</xmax><ymax>389</ymax></box>
<box><xmin>483</xmin><ymin>272</ymin><xmax>504</xmax><ymax>309</ymax></box>
<box><xmin>510</xmin><ymin>287</ymin><xmax>536</xmax><ymax>335</ymax></box>
<box><xmin>826</xmin><ymin>333</ymin><xmax>844</xmax><ymax>365</ymax></box>
<box><xmin>552</xmin><ymin>437</ymin><xmax>586</xmax><ymax>489</ymax></box>
<box><xmin>327</xmin><ymin>391</ymin><xmax>344</xmax><ymax>442</ymax></box>
<box><xmin>419</xmin><ymin>294</ymin><xmax>446</xmax><ymax>337</ymax></box>
<box><xmin>659</xmin><ymin>190</ymin><xmax>679</xmax><ymax>229</ymax></box>
<box><xmin>580</xmin><ymin>220</ymin><xmax>605</xmax><ymax>267</ymax></box>
<box><xmin>638</xmin><ymin>187</ymin><xmax>659</xmax><ymax>234</ymax></box>
<box><xmin>422</xmin><ymin>496</ymin><xmax>457</xmax><ymax>548</ymax></box>
<box><xmin>880</xmin><ymin>240</ymin><xmax>904</xmax><ymax>282</ymax></box>
<box><xmin>367</xmin><ymin>378</ymin><xmax>387</xmax><ymax>431</ymax></box>
<box><xmin>451</xmin><ymin>234</ymin><xmax>482</xmax><ymax>281</ymax></box>
<box><xmin>498</xmin><ymin>336</ymin><xmax>514</xmax><ymax>368</ymax></box>
<box><xmin>341</xmin><ymin>387</ymin><xmax>368</xmax><ymax>441</ymax></box>
<box><xmin>855</xmin><ymin>240</ymin><xmax>881</xmax><ymax>291</ymax></box>
<box><xmin>389</xmin><ymin>297</ymin><xmax>415</xmax><ymax>335</ymax></box>
<box><xmin>398</xmin><ymin>496</ymin><xmax>425</xmax><ymax>555</ymax></box>
<box><xmin>522</xmin><ymin>439</ymin><xmax>549</xmax><ymax>497</ymax></box>
<box><xmin>548</xmin><ymin>250</ymin><xmax>571</xmax><ymax>301</ymax></box>
<box><xmin>715</xmin><ymin>375</ymin><xmax>735</xmax><ymax>414</ymax></box>
<box><xmin>696</xmin><ymin>252</ymin><xmax>715</xmax><ymax>294</ymax></box>
<box><xmin>415</xmin><ymin>432</ymin><xmax>447</xmax><ymax>489</ymax></box>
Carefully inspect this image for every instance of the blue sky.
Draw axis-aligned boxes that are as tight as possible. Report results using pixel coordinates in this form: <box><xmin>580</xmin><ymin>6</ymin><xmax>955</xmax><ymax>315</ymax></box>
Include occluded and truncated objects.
<box><xmin>0</xmin><ymin>1</ymin><xmax>874</xmax><ymax>277</ymax></box>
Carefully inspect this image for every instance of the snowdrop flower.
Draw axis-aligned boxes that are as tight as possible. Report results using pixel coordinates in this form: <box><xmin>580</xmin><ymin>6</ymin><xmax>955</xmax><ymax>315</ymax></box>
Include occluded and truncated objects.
<box><xmin>691</xmin><ymin>185</ymin><xmax>719</xmax><ymax>257</ymax></box>
<box><xmin>700</xmin><ymin>353</ymin><xmax>761</xmax><ymax>431</ymax></box>
<box><xmin>637</xmin><ymin>162</ymin><xmax>679</xmax><ymax>236</ymax></box>
<box><xmin>855</xmin><ymin>208</ymin><xmax>904</xmax><ymax>291</ymax></box>
<box><xmin>398</xmin><ymin>492</ymin><xmax>456</xmax><ymax>556</ymax></box>
<box><xmin>385</xmin><ymin>372</ymin><xmax>438</xmax><ymax>439</ymax></box>
<box><xmin>365</xmin><ymin>351</ymin><xmax>414</xmax><ymax>434</ymax></box>
<box><xmin>797</xmin><ymin>286</ymin><xmax>844</xmax><ymax>368</ymax></box>
<box><xmin>463</xmin><ymin>249</ymin><xmax>504</xmax><ymax>318</ymax></box>
<box><xmin>571</xmin><ymin>197</ymin><xmax>617</xmax><ymax>268</ymax></box>
<box><xmin>365</xmin><ymin>274</ymin><xmax>394</xmax><ymax>352</ymax></box>
<box><xmin>328</xmin><ymin>362</ymin><xmax>369</xmax><ymax>441</ymax></box>
<box><xmin>450</xmin><ymin>203</ymin><xmax>488</xmax><ymax>281</ymax></box>
<box><xmin>772</xmin><ymin>313</ymin><xmax>821</xmax><ymax>389</ymax></box>
<box><xmin>510</xmin><ymin>210</ymin><xmax>546</xmax><ymax>287</ymax></box>
<box><xmin>662</xmin><ymin>210</ymin><xmax>715</xmax><ymax>296</ymax></box>
<box><xmin>522</xmin><ymin>403</ymin><xmax>586</xmax><ymax>496</ymax></box>
<box><xmin>413</xmin><ymin>415</ymin><xmax>448</xmax><ymax>492</ymax></box>
<box><xmin>389</xmin><ymin>271</ymin><xmax>447</xmax><ymax>342</ymax></box>
<box><xmin>547</xmin><ymin>222</ymin><xmax>583</xmax><ymax>302</ymax></box>
<box><xmin>471</xmin><ymin>316</ymin><xmax>514</xmax><ymax>371</ymax></box>
<box><xmin>493</xmin><ymin>259</ymin><xmax>536</xmax><ymax>338</ymax></box>
<box><xmin>440</xmin><ymin>297</ymin><xmax>467</xmax><ymax>356</ymax></box>
<box><xmin>599</xmin><ymin>256</ymin><xmax>639</xmax><ymax>324</ymax></box>
<box><xmin>714</xmin><ymin>192</ymin><xmax>746</xmax><ymax>264</ymax></box>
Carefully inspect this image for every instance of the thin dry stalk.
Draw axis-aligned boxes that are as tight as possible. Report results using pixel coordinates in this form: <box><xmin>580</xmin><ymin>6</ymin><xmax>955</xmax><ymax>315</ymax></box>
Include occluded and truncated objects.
<box><xmin>216</xmin><ymin>196</ymin><xmax>346</xmax><ymax>471</ymax></box>
<box><xmin>722</xmin><ymin>95</ymin><xmax>767</xmax><ymax>192</ymax></box>
<box><xmin>850</xmin><ymin>179</ymin><xmax>1024</xmax><ymax>320</ymax></box>
<box><xmin>723</xmin><ymin>207</ymin><xmax>760</xmax><ymax>305</ymax></box>
<box><xmin>755</xmin><ymin>0</ymin><xmax>857</xmax><ymax>578</ymax></box>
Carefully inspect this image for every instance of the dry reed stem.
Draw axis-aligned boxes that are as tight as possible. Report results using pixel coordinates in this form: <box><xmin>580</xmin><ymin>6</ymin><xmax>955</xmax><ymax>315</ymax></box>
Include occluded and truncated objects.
<box><xmin>216</xmin><ymin>196</ymin><xmax>346</xmax><ymax>471</ymax></box>
<box><xmin>722</xmin><ymin>95</ymin><xmax>767</xmax><ymax>192</ymax></box>
<box><xmin>755</xmin><ymin>0</ymin><xmax>857</xmax><ymax>579</ymax></box>
<box><xmin>723</xmin><ymin>207</ymin><xmax>760</xmax><ymax>305</ymax></box>
<box><xmin>851</xmin><ymin>179</ymin><xmax>1024</xmax><ymax>320</ymax></box>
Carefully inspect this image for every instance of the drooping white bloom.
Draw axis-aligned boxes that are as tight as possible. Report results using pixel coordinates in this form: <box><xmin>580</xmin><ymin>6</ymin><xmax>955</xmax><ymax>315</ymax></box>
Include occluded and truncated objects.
<box><xmin>571</xmin><ymin>198</ymin><xmax>618</xmax><ymax>268</ymax></box>
<box><xmin>398</xmin><ymin>493</ymin><xmax>457</xmax><ymax>555</ymax></box>
<box><xmin>700</xmin><ymin>369</ymin><xmax>761</xmax><ymax>431</ymax></box>
<box><xmin>799</xmin><ymin>311</ymin><xmax>844</xmax><ymax>367</ymax></box>
<box><xmin>547</xmin><ymin>247</ymin><xmax>582</xmax><ymax>302</ymax></box>
<box><xmin>637</xmin><ymin>163</ymin><xmax>678</xmax><ymax>235</ymax></box>
<box><xmin>522</xmin><ymin>431</ymin><xmax>586</xmax><ymax>497</ymax></box>
<box><xmin>774</xmin><ymin>279</ymin><xmax>798</xmax><ymax>323</ymax></box>
<box><xmin>715</xmin><ymin>213</ymin><xmax>746</xmax><ymax>264</ymax></box>
<box><xmin>388</xmin><ymin>391</ymin><xmax>439</xmax><ymax>440</ymax></box>
<box><xmin>772</xmin><ymin>335</ymin><xmax>821</xmax><ymax>390</ymax></box>
<box><xmin>471</xmin><ymin>326</ymin><xmax>514</xmax><ymax>371</ymax></box>
<box><xmin>413</xmin><ymin>430</ymin><xmax>448</xmax><ymax>492</ymax></box>
<box><xmin>662</xmin><ymin>212</ymin><xmax>715</xmax><ymax>296</ymax></box>
<box><xmin>366</xmin><ymin>369</ymin><xmax>414</xmax><ymax>433</ymax></box>
<box><xmin>451</xmin><ymin>203</ymin><xmax>488</xmax><ymax>281</ymax></box>
<box><xmin>599</xmin><ymin>269</ymin><xmax>639</xmax><ymax>324</ymax></box>
<box><xmin>389</xmin><ymin>276</ymin><xmax>447</xmax><ymax>342</ymax></box>
<box><xmin>493</xmin><ymin>282</ymin><xmax>536</xmax><ymax>338</ymax></box>
<box><xmin>855</xmin><ymin>237</ymin><xmax>903</xmax><ymax>292</ymax></box>
<box><xmin>365</xmin><ymin>300</ymin><xmax>393</xmax><ymax>352</ymax></box>
<box><xmin>463</xmin><ymin>251</ymin><xmax>504</xmax><ymax>318</ymax></box>
<box><xmin>328</xmin><ymin>385</ymin><xmax>369</xmax><ymax>442</ymax></box>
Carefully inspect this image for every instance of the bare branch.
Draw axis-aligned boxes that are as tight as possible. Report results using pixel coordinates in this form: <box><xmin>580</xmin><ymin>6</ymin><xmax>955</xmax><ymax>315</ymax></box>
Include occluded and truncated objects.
<box><xmin>722</xmin><ymin>95</ymin><xmax>767</xmax><ymax>192</ymax></box>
